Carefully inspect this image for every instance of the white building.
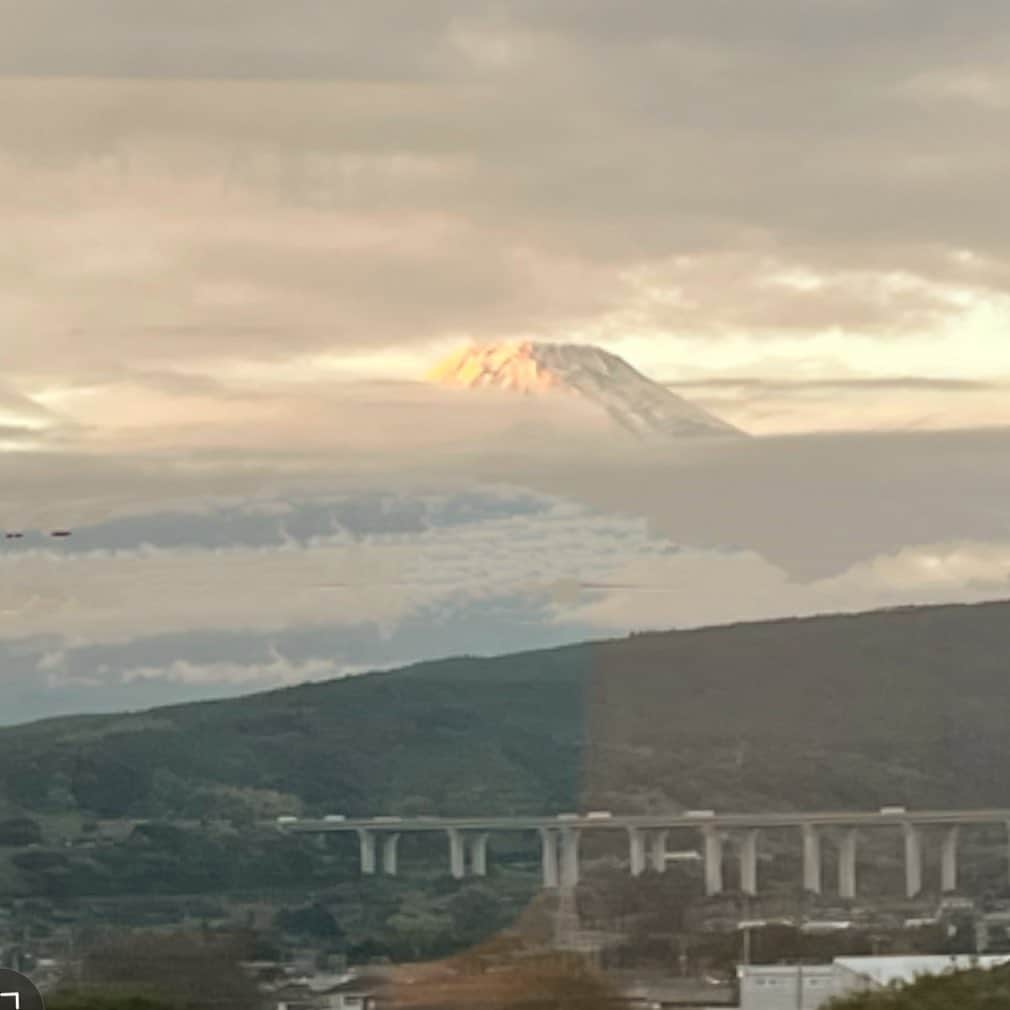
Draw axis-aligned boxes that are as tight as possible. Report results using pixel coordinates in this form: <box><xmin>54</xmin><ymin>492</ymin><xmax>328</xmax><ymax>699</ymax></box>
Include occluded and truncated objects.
<box><xmin>737</xmin><ymin>964</ymin><xmax>836</xmax><ymax>1010</ymax></box>
<box><xmin>739</xmin><ymin>954</ymin><xmax>1010</xmax><ymax>1010</ymax></box>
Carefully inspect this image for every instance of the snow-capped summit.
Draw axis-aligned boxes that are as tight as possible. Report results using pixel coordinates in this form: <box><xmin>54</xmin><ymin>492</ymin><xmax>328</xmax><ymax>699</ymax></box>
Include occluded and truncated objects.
<box><xmin>427</xmin><ymin>341</ymin><xmax>743</xmax><ymax>440</ymax></box>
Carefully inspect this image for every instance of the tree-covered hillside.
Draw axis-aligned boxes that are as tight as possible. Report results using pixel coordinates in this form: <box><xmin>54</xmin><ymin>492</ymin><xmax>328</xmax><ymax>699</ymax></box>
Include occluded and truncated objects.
<box><xmin>3</xmin><ymin>599</ymin><xmax>1010</xmax><ymax>823</ymax></box>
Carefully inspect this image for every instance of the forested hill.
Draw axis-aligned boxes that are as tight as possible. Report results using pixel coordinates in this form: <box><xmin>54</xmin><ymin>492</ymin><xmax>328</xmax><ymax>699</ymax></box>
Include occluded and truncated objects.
<box><xmin>3</xmin><ymin>599</ymin><xmax>1010</xmax><ymax>822</ymax></box>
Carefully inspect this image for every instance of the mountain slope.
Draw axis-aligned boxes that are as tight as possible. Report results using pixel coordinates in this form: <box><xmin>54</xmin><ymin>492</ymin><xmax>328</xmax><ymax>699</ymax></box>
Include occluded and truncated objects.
<box><xmin>2</xmin><ymin>599</ymin><xmax>1010</xmax><ymax>822</ymax></box>
<box><xmin>428</xmin><ymin>342</ymin><xmax>743</xmax><ymax>439</ymax></box>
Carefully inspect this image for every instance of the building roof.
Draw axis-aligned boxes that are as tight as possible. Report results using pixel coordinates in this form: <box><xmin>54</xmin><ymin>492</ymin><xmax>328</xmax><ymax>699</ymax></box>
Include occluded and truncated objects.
<box><xmin>267</xmin><ymin>971</ymin><xmax>381</xmax><ymax>996</ymax></box>
<box><xmin>314</xmin><ymin>978</ymin><xmax>379</xmax><ymax>995</ymax></box>
<box><xmin>737</xmin><ymin>964</ymin><xmax>834</xmax><ymax>979</ymax></box>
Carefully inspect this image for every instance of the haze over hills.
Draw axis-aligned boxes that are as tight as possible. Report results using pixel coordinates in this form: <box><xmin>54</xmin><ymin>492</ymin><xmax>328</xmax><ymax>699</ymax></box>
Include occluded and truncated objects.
<box><xmin>428</xmin><ymin>342</ymin><xmax>743</xmax><ymax>440</ymax></box>
<box><xmin>3</xmin><ymin>598</ymin><xmax>1010</xmax><ymax>826</ymax></box>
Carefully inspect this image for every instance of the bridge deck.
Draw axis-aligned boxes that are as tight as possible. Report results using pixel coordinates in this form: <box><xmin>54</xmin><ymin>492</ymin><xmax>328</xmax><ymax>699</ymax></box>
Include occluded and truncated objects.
<box><xmin>280</xmin><ymin>809</ymin><xmax>1010</xmax><ymax>833</ymax></box>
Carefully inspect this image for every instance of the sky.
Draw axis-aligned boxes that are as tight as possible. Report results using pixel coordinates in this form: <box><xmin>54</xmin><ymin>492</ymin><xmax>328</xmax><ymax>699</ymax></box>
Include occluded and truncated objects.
<box><xmin>4</xmin><ymin>1</ymin><xmax>1010</xmax><ymax>723</ymax></box>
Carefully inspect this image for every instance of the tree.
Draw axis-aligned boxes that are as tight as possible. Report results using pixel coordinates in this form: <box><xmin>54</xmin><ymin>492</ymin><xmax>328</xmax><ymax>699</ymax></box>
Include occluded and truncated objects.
<box><xmin>386</xmin><ymin>907</ymin><xmax>453</xmax><ymax>961</ymax></box>
<box><xmin>347</xmin><ymin>937</ymin><xmax>394</xmax><ymax>964</ymax></box>
<box><xmin>274</xmin><ymin>902</ymin><xmax>344</xmax><ymax>942</ymax></box>
<box><xmin>448</xmin><ymin>885</ymin><xmax>504</xmax><ymax>941</ymax></box>
<box><xmin>71</xmin><ymin>753</ymin><xmax>152</xmax><ymax>816</ymax></box>
<box><xmin>0</xmin><ymin>817</ymin><xmax>43</xmax><ymax>846</ymax></box>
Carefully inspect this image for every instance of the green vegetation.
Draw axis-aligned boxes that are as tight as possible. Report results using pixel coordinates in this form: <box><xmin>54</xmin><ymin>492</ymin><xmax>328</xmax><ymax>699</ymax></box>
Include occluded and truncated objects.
<box><xmin>0</xmin><ymin>817</ymin><xmax>43</xmax><ymax>846</ymax></box>
<box><xmin>274</xmin><ymin>900</ymin><xmax>344</xmax><ymax>940</ymax></box>
<box><xmin>829</xmin><ymin>964</ymin><xmax>1010</xmax><ymax>1008</ymax></box>
<box><xmin>6</xmin><ymin>599</ymin><xmax>1010</xmax><ymax>827</ymax></box>
<box><xmin>0</xmin><ymin>650</ymin><xmax>583</xmax><ymax>822</ymax></box>
<box><xmin>2</xmin><ymin>599</ymin><xmax>1010</xmax><ymax>916</ymax></box>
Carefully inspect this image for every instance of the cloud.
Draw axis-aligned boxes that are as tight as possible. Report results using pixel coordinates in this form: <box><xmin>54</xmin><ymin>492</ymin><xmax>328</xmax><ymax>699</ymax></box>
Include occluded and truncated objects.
<box><xmin>0</xmin><ymin>488</ymin><xmax>666</xmax><ymax>647</ymax></box>
<box><xmin>0</xmin><ymin>2</ymin><xmax>463</xmax><ymax>81</ymax></box>
<box><xmin>119</xmin><ymin>651</ymin><xmax>343</xmax><ymax>687</ymax></box>
<box><xmin>0</xmin><ymin>383</ymin><xmax>66</xmax><ymax>433</ymax></box>
<box><xmin>7</xmin><ymin>425</ymin><xmax>1010</xmax><ymax>578</ymax></box>
<box><xmin>565</xmin><ymin>541</ymin><xmax>1010</xmax><ymax>633</ymax></box>
<box><xmin>4</xmin><ymin>427</ymin><xmax>1010</xmax><ymax>723</ymax></box>
<box><xmin>0</xmin><ymin>540</ymin><xmax>414</xmax><ymax>645</ymax></box>
<box><xmin>663</xmin><ymin>376</ymin><xmax>1010</xmax><ymax>435</ymax></box>
<box><xmin>3</xmin><ymin>1</ymin><xmax>1010</xmax><ymax>404</ymax></box>
<box><xmin>467</xmin><ymin>426</ymin><xmax>1010</xmax><ymax>580</ymax></box>
<box><xmin>9</xmin><ymin>496</ymin><xmax>1010</xmax><ymax>724</ymax></box>
<box><xmin>0</xmin><ymin>587</ymin><xmax>595</xmax><ymax>725</ymax></box>
<box><xmin>668</xmin><ymin>377</ymin><xmax>997</xmax><ymax>392</ymax></box>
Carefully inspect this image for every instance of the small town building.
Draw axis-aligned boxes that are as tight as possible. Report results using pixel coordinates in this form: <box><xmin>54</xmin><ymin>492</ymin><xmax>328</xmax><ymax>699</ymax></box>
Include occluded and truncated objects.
<box><xmin>270</xmin><ymin>971</ymin><xmax>381</xmax><ymax>1010</ymax></box>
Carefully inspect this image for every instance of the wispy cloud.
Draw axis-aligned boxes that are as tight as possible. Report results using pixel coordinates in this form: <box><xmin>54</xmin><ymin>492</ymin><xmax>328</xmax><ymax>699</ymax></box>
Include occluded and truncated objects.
<box><xmin>667</xmin><ymin>377</ymin><xmax>999</xmax><ymax>393</ymax></box>
<box><xmin>119</xmin><ymin>651</ymin><xmax>344</xmax><ymax>687</ymax></box>
<box><xmin>566</xmin><ymin>541</ymin><xmax>1010</xmax><ymax>633</ymax></box>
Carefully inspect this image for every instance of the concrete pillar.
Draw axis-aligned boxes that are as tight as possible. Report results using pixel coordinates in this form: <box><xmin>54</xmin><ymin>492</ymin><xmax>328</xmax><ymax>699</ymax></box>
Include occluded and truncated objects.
<box><xmin>702</xmin><ymin>826</ymin><xmax>724</xmax><ymax>896</ymax></box>
<box><xmin>447</xmin><ymin>828</ymin><xmax>466</xmax><ymax>880</ymax></box>
<box><xmin>540</xmin><ymin>828</ymin><xmax>560</xmax><ymax>889</ymax></box>
<box><xmin>649</xmin><ymin>830</ymin><xmax>669</xmax><ymax>874</ymax></box>
<box><xmin>628</xmin><ymin>828</ymin><xmax>647</xmax><ymax>877</ymax></box>
<box><xmin>904</xmin><ymin>823</ymin><xmax>923</xmax><ymax>898</ymax></box>
<box><xmin>802</xmin><ymin>823</ymin><xmax>822</xmax><ymax>895</ymax></box>
<box><xmin>1001</xmin><ymin>824</ymin><xmax>1010</xmax><ymax>888</ymax></box>
<box><xmin>941</xmin><ymin>826</ymin><xmax>959</xmax><ymax>894</ymax></box>
<box><xmin>357</xmin><ymin>829</ymin><xmax>377</xmax><ymax>875</ymax></box>
<box><xmin>838</xmin><ymin>829</ymin><xmax>858</xmax><ymax>900</ymax></box>
<box><xmin>738</xmin><ymin>830</ymin><xmax>758</xmax><ymax>897</ymax></box>
<box><xmin>560</xmin><ymin>827</ymin><xmax>581</xmax><ymax>889</ymax></box>
<box><xmin>469</xmin><ymin>833</ymin><xmax>489</xmax><ymax>877</ymax></box>
<box><xmin>382</xmin><ymin>833</ymin><xmax>400</xmax><ymax>876</ymax></box>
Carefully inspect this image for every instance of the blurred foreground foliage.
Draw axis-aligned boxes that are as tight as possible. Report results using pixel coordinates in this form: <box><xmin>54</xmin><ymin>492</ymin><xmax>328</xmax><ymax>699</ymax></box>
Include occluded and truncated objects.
<box><xmin>829</xmin><ymin>964</ymin><xmax>1010</xmax><ymax>1009</ymax></box>
<box><xmin>48</xmin><ymin>992</ymin><xmax>179</xmax><ymax>1010</ymax></box>
<box><xmin>49</xmin><ymin>930</ymin><xmax>265</xmax><ymax>1010</ymax></box>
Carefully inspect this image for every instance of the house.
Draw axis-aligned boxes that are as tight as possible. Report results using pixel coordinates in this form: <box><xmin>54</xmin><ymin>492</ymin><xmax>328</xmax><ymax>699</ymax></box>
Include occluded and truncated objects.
<box><xmin>315</xmin><ymin>975</ymin><xmax>381</xmax><ymax>1010</ymax></box>
<box><xmin>269</xmin><ymin>971</ymin><xmax>382</xmax><ymax>1010</ymax></box>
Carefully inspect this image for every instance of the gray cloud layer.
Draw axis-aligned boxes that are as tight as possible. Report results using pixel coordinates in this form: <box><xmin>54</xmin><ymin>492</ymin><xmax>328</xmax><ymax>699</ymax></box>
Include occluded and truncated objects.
<box><xmin>6</xmin><ymin>447</ymin><xmax>1010</xmax><ymax>725</ymax></box>
<box><xmin>4</xmin><ymin>3</ymin><xmax>1010</xmax><ymax>724</ymax></box>
<box><xmin>4</xmin><ymin>0</ymin><xmax>1010</xmax><ymax>386</ymax></box>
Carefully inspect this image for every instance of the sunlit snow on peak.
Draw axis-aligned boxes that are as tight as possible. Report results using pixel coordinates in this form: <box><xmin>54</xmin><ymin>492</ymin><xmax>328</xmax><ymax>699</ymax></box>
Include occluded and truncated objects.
<box><xmin>427</xmin><ymin>341</ymin><xmax>744</xmax><ymax>440</ymax></box>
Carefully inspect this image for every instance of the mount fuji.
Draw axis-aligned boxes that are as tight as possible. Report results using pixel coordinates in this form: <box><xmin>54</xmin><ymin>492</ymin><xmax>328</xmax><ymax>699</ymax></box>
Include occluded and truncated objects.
<box><xmin>427</xmin><ymin>341</ymin><xmax>744</xmax><ymax>440</ymax></box>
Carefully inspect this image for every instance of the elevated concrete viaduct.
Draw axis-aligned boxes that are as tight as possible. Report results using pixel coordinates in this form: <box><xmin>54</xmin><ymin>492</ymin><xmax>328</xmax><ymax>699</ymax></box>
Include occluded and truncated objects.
<box><xmin>281</xmin><ymin>809</ymin><xmax>1010</xmax><ymax>898</ymax></box>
